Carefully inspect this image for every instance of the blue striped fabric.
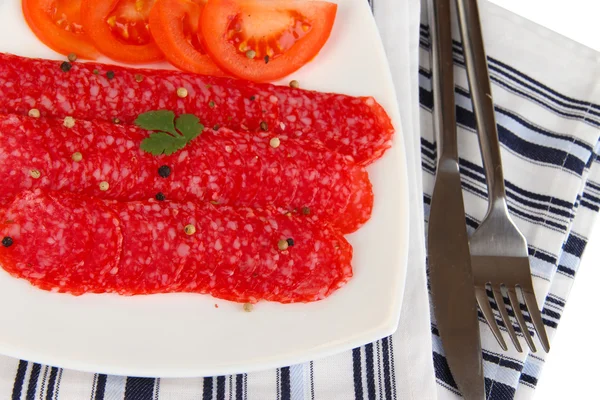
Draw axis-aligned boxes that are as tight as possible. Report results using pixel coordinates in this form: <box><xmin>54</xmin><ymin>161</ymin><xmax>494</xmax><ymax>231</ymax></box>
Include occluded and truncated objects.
<box><xmin>2</xmin><ymin>1</ymin><xmax>600</xmax><ymax>399</ymax></box>
<box><xmin>418</xmin><ymin>14</ymin><xmax>600</xmax><ymax>399</ymax></box>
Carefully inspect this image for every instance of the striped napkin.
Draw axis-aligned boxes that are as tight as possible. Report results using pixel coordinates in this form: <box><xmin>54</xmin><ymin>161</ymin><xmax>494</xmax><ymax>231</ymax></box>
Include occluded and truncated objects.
<box><xmin>1</xmin><ymin>1</ymin><xmax>599</xmax><ymax>400</ymax></box>
<box><xmin>420</xmin><ymin>1</ymin><xmax>600</xmax><ymax>399</ymax></box>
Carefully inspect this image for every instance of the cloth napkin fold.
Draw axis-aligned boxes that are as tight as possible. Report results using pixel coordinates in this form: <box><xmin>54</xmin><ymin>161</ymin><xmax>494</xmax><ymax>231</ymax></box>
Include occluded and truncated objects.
<box><xmin>419</xmin><ymin>1</ymin><xmax>600</xmax><ymax>399</ymax></box>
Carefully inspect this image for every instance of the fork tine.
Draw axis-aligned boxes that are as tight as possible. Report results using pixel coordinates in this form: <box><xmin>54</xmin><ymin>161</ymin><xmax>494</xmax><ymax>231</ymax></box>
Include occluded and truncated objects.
<box><xmin>475</xmin><ymin>287</ymin><xmax>507</xmax><ymax>350</ymax></box>
<box><xmin>507</xmin><ymin>287</ymin><xmax>536</xmax><ymax>352</ymax></box>
<box><xmin>522</xmin><ymin>288</ymin><xmax>551</xmax><ymax>352</ymax></box>
<box><xmin>492</xmin><ymin>285</ymin><xmax>522</xmax><ymax>352</ymax></box>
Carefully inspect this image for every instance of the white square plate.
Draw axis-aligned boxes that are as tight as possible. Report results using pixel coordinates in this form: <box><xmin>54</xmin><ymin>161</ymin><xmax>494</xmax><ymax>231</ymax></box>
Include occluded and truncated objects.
<box><xmin>0</xmin><ymin>0</ymin><xmax>409</xmax><ymax>376</ymax></box>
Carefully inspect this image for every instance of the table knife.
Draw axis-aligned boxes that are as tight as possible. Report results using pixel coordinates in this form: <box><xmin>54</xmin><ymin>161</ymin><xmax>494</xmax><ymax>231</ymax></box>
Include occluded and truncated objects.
<box><xmin>426</xmin><ymin>0</ymin><xmax>485</xmax><ymax>398</ymax></box>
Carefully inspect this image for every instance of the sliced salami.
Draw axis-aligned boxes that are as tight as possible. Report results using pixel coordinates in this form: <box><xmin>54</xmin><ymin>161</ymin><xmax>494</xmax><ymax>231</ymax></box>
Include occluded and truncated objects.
<box><xmin>194</xmin><ymin>134</ymin><xmax>229</xmax><ymax>204</ymax></box>
<box><xmin>249</xmin><ymin>136</ymin><xmax>283</xmax><ymax>207</ymax></box>
<box><xmin>0</xmin><ymin>190</ymin><xmax>94</xmax><ymax>292</ymax></box>
<box><xmin>0</xmin><ymin>115</ymin><xmax>55</xmax><ymax>201</ymax></box>
<box><xmin>211</xmin><ymin>135</ymin><xmax>244</xmax><ymax>206</ymax></box>
<box><xmin>182</xmin><ymin>201</ymin><xmax>235</xmax><ymax>292</ymax></box>
<box><xmin>156</xmin><ymin>148</ymin><xmax>211</xmax><ymax>204</ymax></box>
<box><xmin>77</xmin><ymin>198</ymin><xmax>123</xmax><ymax>293</ymax></box>
<box><xmin>331</xmin><ymin>168</ymin><xmax>375</xmax><ymax>234</ymax></box>
<box><xmin>211</xmin><ymin>129</ymin><xmax>263</xmax><ymax>206</ymax></box>
<box><xmin>0</xmin><ymin>52</ymin><xmax>393</xmax><ymax>165</ymax></box>
<box><xmin>0</xmin><ymin>115</ymin><xmax>370</xmax><ymax>233</ymax></box>
<box><xmin>269</xmin><ymin>140</ymin><xmax>300</xmax><ymax>210</ymax></box>
<box><xmin>0</xmin><ymin>190</ymin><xmax>353</xmax><ymax>303</ymax></box>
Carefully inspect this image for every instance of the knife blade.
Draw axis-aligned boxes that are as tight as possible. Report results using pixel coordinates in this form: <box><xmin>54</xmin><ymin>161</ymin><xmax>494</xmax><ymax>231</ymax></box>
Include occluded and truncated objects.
<box><xmin>426</xmin><ymin>0</ymin><xmax>485</xmax><ymax>399</ymax></box>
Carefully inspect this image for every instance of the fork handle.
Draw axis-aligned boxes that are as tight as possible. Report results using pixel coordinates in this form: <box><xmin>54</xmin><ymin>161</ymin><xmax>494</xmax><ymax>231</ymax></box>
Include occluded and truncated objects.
<box><xmin>455</xmin><ymin>0</ymin><xmax>507</xmax><ymax>209</ymax></box>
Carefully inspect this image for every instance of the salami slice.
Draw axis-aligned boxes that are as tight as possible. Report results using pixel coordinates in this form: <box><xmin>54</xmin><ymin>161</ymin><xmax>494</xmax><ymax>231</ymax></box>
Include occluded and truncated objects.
<box><xmin>0</xmin><ymin>52</ymin><xmax>393</xmax><ymax>165</ymax></box>
<box><xmin>0</xmin><ymin>115</ymin><xmax>55</xmax><ymax>201</ymax></box>
<box><xmin>211</xmin><ymin>135</ymin><xmax>244</xmax><ymax>206</ymax></box>
<box><xmin>77</xmin><ymin>198</ymin><xmax>123</xmax><ymax>293</ymax></box>
<box><xmin>0</xmin><ymin>190</ymin><xmax>94</xmax><ymax>293</ymax></box>
<box><xmin>331</xmin><ymin>168</ymin><xmax>375</xmax><ymax>234</ymax></box>
<box><xmin>114</xmin><ymin>201</ymin><xmax>198</xmax><ymax>293</ymax></box>
<box><xmin>195</xmin><ymin>134</ymin><xmax>229</xmax><ymax>204</ymax></box>
<box><xmin>0</xmin><ymin>114</ymin><xmax>371</xmax><ymax>233</ymax></box>
<box><xmin>211</xmin><ymin>129</ymin><xmax>264</xmax><ymax>206</ymax></box>
<box><xmin>249</xmin><ymin>136</ymin><xmax>283</xmax><ymax>207</ymax></box>
<box><xmin>0</xmin><ymin>190</ymin><xmax>353</xmax><ymax>303</ymax></box>
<box><xmin>270</xmin><ymin>141</ymin><xmax>300</xmax><ymax>210</ymax></box>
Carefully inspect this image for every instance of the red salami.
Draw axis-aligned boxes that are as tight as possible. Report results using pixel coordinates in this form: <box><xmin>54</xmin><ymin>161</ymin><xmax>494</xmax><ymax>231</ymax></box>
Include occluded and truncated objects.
<box><xmin>0</xmin><ymin>52</ymin><xmax>394</xmax><ymax>165</ymax></box>
<box><xmin>331</xmin><ymin>168</ymin><xmax>374</xmax><ymax>234</ymax></box>
<box><xmin>0</xmin><ymin>114</ymin><xmax>372</xmax><ymax>233</ymax></box>
<box><xmin>0</xmin><ymin>190</ymin><xmax>353</xmax><ymax>303</ymax></box>
<box><xmin>0</xmin><ymin>189</ymin><xmax>122</xmax><ymax>294</ymax></box>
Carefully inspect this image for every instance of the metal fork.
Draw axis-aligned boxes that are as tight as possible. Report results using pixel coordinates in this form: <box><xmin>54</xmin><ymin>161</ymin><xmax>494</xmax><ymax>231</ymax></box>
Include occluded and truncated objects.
<box><xmin>455</xmin><ymin>0</ymin><xmax>550</xmax><ymax>353</ymax></box>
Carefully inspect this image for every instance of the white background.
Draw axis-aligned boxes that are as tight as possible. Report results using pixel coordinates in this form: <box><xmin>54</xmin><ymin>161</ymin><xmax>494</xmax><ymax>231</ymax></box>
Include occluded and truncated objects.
<box><xmin>489</xmin><ymin>1</ymin><xmax>600</xmax><ymax>398</ymax></box>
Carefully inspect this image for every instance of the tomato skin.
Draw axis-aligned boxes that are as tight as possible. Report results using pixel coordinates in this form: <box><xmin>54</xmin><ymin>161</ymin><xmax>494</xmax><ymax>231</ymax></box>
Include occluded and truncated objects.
<box><xmin>149</xmin><ymin>0</ymin><xmax>225</xmax><ymax>75</ymax></box>
<box><xmin>200</xmin><ymin>0</ymin><xmax>337</xmax><ymax>82</ymax></box>
<box><xmin>22</xmin><ymin>0</ymin><xmax>100</xmax><ymax>59</ymax></box>
<box><xmin>81</xmin><ymin>0</ymin><xmax>164</xmax><ymax>63</ymax></box>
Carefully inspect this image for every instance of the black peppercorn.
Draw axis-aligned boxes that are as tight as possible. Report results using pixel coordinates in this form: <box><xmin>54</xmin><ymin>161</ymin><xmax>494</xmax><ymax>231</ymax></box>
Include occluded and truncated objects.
<box><xmin>158</xmin><ymin>165</ymin><xmax>171</xmax><ymax>178</ymax></box>
<box><xmin>60</xmin><ymin>61</ymin><xmax>72</xmax><ymax>72</ymax></box>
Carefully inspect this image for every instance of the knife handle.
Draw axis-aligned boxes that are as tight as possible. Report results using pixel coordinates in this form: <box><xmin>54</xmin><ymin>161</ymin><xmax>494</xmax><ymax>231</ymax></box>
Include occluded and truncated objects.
<box><xmin>456</xmin><ymin>0</ymin><xmax>508</xmax><ymax>210</ymax></box>
<box><xmin>428</xmin><ymin>0</ymin><xmax>458</xmax><ymax>162</ymax></box>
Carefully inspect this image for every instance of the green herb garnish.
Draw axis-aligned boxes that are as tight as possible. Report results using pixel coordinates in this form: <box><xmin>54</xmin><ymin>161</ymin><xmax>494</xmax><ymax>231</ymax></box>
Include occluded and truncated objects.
<box><xmin>135</xmin><ymin>110</ymin><xmax>204</xmax><ymax>156</ymax></box>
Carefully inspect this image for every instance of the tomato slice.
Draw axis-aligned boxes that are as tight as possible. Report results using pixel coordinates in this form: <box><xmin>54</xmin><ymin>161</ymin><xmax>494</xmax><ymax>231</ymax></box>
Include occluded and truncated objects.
<box><xmin>81</xmin><ymin>0</ymin><xmax>164</xmax><ymax>63</ymax></box>
<box><xmin>22</xmin><ymin>0</ymin><xmax>100</xmax><ymax>59</ymax></box>
<box><xmin>149</xmin><ymin>0</ymin><xmax>225</xmax><ymax>75</ymax></box>
<box><xmin>200</xmin><ymin>0</ymin><xmax>337</xmax><ymax>82</ymax></box>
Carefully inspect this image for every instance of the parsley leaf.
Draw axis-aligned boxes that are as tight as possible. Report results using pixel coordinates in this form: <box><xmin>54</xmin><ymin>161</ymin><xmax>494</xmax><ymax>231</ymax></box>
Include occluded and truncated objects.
<box><xmin>140</xmin><ymin>132</ymin><xmax>187</xmax><ymax>156</ymax></box>
<box><xmin>175</xmin><ymin>114</ymin><xmax>203</xmax><ymax>140</ymax></box>
<box><xmin>135</xmin><ymin>110</ymin><xmax>177</xmax><ymax>135</ymax></box>
<box><xmin>136</xmin><ymin>111</ymin><xmax>204</xmax><ymax>156</ymax></box>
